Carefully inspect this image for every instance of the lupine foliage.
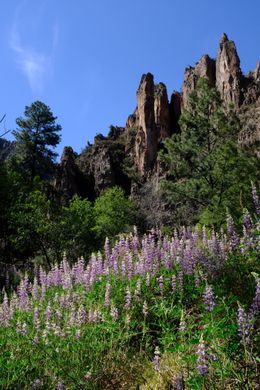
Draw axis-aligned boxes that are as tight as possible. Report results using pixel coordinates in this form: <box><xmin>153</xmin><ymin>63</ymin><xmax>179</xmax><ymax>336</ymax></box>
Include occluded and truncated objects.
<box><xmin>0</xmin><ymin>205</ymin><xmax>259</xmax><ymax>389</ymax></box>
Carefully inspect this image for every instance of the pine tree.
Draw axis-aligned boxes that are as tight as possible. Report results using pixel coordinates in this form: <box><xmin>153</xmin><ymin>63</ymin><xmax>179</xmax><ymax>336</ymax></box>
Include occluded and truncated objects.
<box><xmin>161</xmin><ymin>78</ymin><xmax>259</xmax><ymax>227</ymax></box>
<box><xmin>13</xmin><ymin>101</ymin><xmax>61</xmax><ymax>181</ymax></box>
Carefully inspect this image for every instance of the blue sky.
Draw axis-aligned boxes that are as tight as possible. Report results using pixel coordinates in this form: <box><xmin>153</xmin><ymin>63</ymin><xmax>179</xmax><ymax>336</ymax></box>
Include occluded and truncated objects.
<box><xmin>1</xmin><ymin>0</ymin><xmax>260</xmax><ymax>158</ymax></box>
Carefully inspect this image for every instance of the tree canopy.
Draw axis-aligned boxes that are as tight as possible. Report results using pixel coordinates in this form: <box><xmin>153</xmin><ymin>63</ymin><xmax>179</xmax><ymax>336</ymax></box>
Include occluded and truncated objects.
<box><xmin>12</xmin><ymin>101</ymin><xmax>61</xmax><ymax>182</ymax></box>
<box><xmin>161</xmin><ymin>78</ymin><xmax>260</xmax><ymax>227</ymax></box>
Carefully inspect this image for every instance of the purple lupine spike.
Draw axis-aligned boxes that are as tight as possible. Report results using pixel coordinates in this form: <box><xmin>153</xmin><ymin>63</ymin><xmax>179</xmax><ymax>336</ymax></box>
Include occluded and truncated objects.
<box><xmin>134</xmin><ymin>279</ymin><xmax>141</xmax><ymax>302</ymax></box>
<box><xmin>104</xmin><ymin>237</ymin><xmax>110</xmax><ymax>261</ymax></box>
<box><xmin>252</xmin><ymin>182</ymin><xmax>260</xmax><ymax>215</ymax></box>
<box><xmin>56</xmin><ymin>382</ymin><xmax>65</xmax><ymax>390</ymax></box>
<box><xmin>39</xmin><ymin>266</ymin><xmax>47</xmax><ymax>286</ymax></box>
<box><xmin>16</xmin><ymin>320</ymin><xmax>28</xmax><ymax>336</ymax></box>
<box><xmin>104</xmin><ymin>281</ymin><xmax>112</xmax><ymax>307</ymax></box>
<box><xmin>250</xmin><ymin>278</ymin><xmax>260</xmax><ymax>315</ymax></box>
<box><xmin>142</xmin><ymin>301</ymin><xmax>148</xmax><ymax>317</ymax></box>
<box><xmin>196</xmin><ymin>338</ymin><xmax>208</xmax><ymax>375</ymax></box>
<box><xmin>158</xmin><ymin>275</ymin><xmax>164</xmax><ymax>295</ymax></box>
<box><xmin>173</xmin><ymin>376</ymin><xmax>185</xmax><ymax>390</ymax></box>
<box><xmin>69</xmin><ymin>304</ymin><xmax>77</xmax><ymax>327</ymax></box>
<box><xmin>179</xmin><ymin>311</ymin><xmax>186</xmax><ymax>332</ymax></box>
<box><xmin>0</xmin><ymin>292</ymin><xmax>10</xmax><ymax>327</ymax></box>
<box><xmin>152</xmin><ymin>346</ymin><xmax>161</xmax><ymax>372</ymax></box>
<box><xmin>110</xmin><ymin>305</ymin><xmax>119</xmax><ymax>321</ymax></box>
<box><xmin>126</xmin><ymin>252</ymin><xmax>134</xmax><ymax>279</ymax></box>
<box><xmin>237</xmin><ymin>305</ymin><xmax>254</xmax><ymax>344</ymax></box>
<box><xmin>121</xmin><ymin>259</ymin><xmax>126</xmax><ymax>276</ymax></box>
<box><xmin>124</xmin><ymin>287</ymin><xmax>132</xmax><ymax>310</ymax></box>
<box><xmin>32</xmin><ymin>277</ymin><xmax>39</xmax><ymax>300</ymax></box>
<box><xmin>202</xmin><ymin>285</ymin><xmax>216</xmax><ymax>312</ymax></box>
<box><xmin>226</xmin><ymin>214</ymin><xmax>240</xmax><ymax>250</ymax></box>
<box><xmin>181</xmin><ymin>243</ymin><xmax>195</xmax><ymax>275</ymax></box>
<box><xmin>171</xmin><ymin>275</ymin><xmax>177</xmax><ymax>292</ymax></box>
<box><xmin>45</xmin><ymin>303</ymin><xmax>52</xmax><ymax>332</ymax></box>
<box><xmin>17</xmin><ymin>276</ymin><xmax>30</xmax><ymax>310</ymax></box>
<box><xmin>34</xmin><ymin>307</ymin><xmax>41</xmax><ymax>333</ymax></box>
<box><xmin>31</xmin><ymin>379</ymin><xmax>43</xmax><ymax>389</ymax></box>
<box><xmin>243</xmin><ymin>209</ymin><xmax>254</xmax><ymax>233</ymax></box>
<box><xmin>177</xmin><ymin>271</ymin><xmax>184</xmax><ymax>294</ymax></box>
<box><xmin>77</xmin><ymin>305</ymin><xmax>87</xmax><ymax>325</ymax></box>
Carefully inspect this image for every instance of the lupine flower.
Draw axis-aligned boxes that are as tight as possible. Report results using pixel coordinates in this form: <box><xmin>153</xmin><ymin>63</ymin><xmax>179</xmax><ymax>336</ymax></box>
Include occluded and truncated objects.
<box><xmin>31</xmin><ymin>379</ymin><xmax>43</xmax><ymax>389</ymax></box>
<box><xmin>84</xmin><ymin>371</ymin><xmax>92</xmax><ymax>382</ymax></box>
<box><xmin>226</xmin><ymin>214</ymin><xmax>239</xmax><ymax>250</ymax></box>
<box><xmin>110</xmin><ymin>305</ymin><xmax>119</xmax><ymax>321</ymax></box>
<box><xmin>158</xmin><ymin>275</ymin><xmax>164</xmax><ymax>295</ymax></box>
<box><xmin>16</xmin><ymin>320</ymin><xmax>27</xmax><ymax>336</ymax></box>
<box><xmin>196</xmin><ymin>337</ymin><xmax>208</xmax><ymax>375</ymax></box>
<box><xmin>173</xmin><ymin>376</ymin><xmax>185</xmax><ymax>390</ymax></box>
<box><xmin>33</xmin><ymin>307</ymin><xmax>41</xmax><ymax>341</ymax></box>
<box><xmin>237</xmin><ymin>305</ymin><xmax>253</xmax><ymax>344</ymax></box>
<box><xmin>31</xmin><ymin>277</ymin><xmax>39</xmax><ymax>300</ymax></box>
<box><xmin>134</xmin><ymin>279</ymin><xmax>141</xmax><ymax>302</ymax></box>
<box><xmin>145</xmin><ymin>273</ymin><xmax>150</xmax><ymax>287</ymax></box>
<box><xmin>250</xmin><ymin>277</ymin><xmax>260</xmax><ymax>315</ymax></box>
<box><xmin>177</xmin><ymin>271</ymin><xmax>184</xmax><ymax>294</ymax></box>
<box><xmin>171</xmin><ymin>275</ymin><xmax>177</xmax><ymax>292</ymax></box>
<box><xmin>242</xmin><ymin>209</ymin><xmax>254</xmax><ymax>233</ymax></box>
<box><xmin>179</xmin><ymin>311</ymin><xmax>186</xmax><ymax>332</ymax></box>
<box><xmin>252</xmin><ymin>182</ymin><xmax>260</xmax><ymax>215</ymax></box>
<box><xmin>142</xmin><ymin>301</ymin><xmax>148</xmax><ymax>317</ymax></box>
<box><xmin>124</xmin><ymin>287</ymin><xmax>132</xmax><ymax>310</ymax></box>
<box><xmin>77</xmin><ymin>305</ymin><xmax>87</xmax><ymax>325</ymax></box>
<box><xmin>104</xmin><ymin>237</ymin><xmax>110</xmax><ymax>261</ymax></box>
<box><xmin>202</xmin><ymin>285</ymin><xmax>216</xmax><ymax>312</ymax></box>
<box><xmin>152</xmin><ymin>346</ymin><xmax>161</xmax><ymax>372</ymax></box>
<box><xmin>56</xmin><ymin>382</ymin><xmax>65</xmax><ymax>390</ymax></box>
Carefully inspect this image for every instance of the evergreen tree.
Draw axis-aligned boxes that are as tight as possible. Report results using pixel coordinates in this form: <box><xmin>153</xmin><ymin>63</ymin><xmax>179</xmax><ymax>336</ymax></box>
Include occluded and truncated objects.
<box><xmin>161</xmin><ymin>78</ymin><xmax>259</xmax><ymax>227</ymax></box>
<box><xmin>13</xmin><ymin>101</ymin><xmax>61</xmax><ymax>181</ymax></box>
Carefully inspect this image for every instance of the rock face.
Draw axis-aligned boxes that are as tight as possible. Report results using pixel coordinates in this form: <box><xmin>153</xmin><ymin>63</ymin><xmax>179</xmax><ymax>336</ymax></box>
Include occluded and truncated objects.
<box><xmin>135</xmin><ymin>73</ymin><xmax>157</xmax><ymax>175</ymax></box>
<box><xmin>53</xmin><ymin>33</ymin><xmax>259</xmax><ymax>215</ymax></box>
<box><xmin>154</xmin><ymin>82</ymin><xmax>170</xmax><ymax>141</ymax></box>
<box><xmin>54</xmin><ymin>147</ymin><xmax>81</xmax><ymax>205</ymax></box>
<box><xmin>127</xmin><ymin>74</ymin><xmax>174</xmax><ymax>176</ymax></box>
<box><xmin>216</xmin><ymin>33</ymin><xmax>242</xmax><ymax>106</ymax></box>
<box><xmin>183</xmin><ymin>55</ymin><xmax>215</xmax><ymax>107</ymax></box>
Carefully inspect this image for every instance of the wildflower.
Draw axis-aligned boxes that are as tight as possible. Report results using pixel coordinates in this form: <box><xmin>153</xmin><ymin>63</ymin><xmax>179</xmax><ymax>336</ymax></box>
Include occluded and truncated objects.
<box><xmin>104</xmin><ymin>281</ymin><xmax>112</xmax><ymax>307</ymax></box>
<box><xmin>171</xmin><ymin>275</ymin><xmax>177</xmax><ymax>292</ymax></box>
<box><xmin>56</xmin><ymin>382</ymin><xmax>65</xmax><ymax>390</ymax></box>
<box><xmin>173</xmin><ymin>375</ymin><xmax>185</xmax><ymax>390</ymax></box>
<box><xmin>179</xmin><ymin>311</ymin><xmax>186</xmax><ymax>332</ymax></box>
<box><xmin>202</xmin><ymin>284</ymin><xmax>216</xmax><ymax>312</ymax></box>
<box><xmin>237</xmin><ymin>304</ymin><xmax>253</xmax><ymax>344</ymax></box>
<box><xmin>226</xmin><ymin>214</ymin><xmax>239</xmax><ymax>250</ymax></box>
<box><xmin>250</xmin><ymin>277</ymin><xmax>260</xmax><ymax>315</ymax></box>
<box><xmin>252</xmin><ymin>182</ymin><xmax>260</xmax><ymax>215</ymax></box>
<box><xmin>142</xmin><ymin>300</ymin><xmax>148</xmax><ymax>317</ymax></box>
<box><xmin>134</xmin><ymin>279</ymin><xmax>141</xmax><ymax>301</ymax></box>
<box><xmin>110</xmin><ymin>305</ymin><xmax>119</xmax><ymax>321</ymax></box>
<box><xmin>196</xmin><ymin>337</ymin><xmax>208</xmax><ymax>375</ymax></box>
<box><xmin>31</xmin><ymin>379</ymin><xmax>43</xmax><ymax>389</ymax></box>
<box><xmin>158</xmin><ymin>275</ymin><xmax>164</xmax><ymax>295</ymax></box>
<box><xmin>124</xmin><ymin>287</ymin><xmax>132</xmax><ymax>310</ymax></box>
<box><xmin>152</xmin><ymin>346</ymin><xmax>161</xmax><ymax>372</ymax></box>
<box><xmin>242</xmin><ymin>209</ymin><xmax>254</xmax><ymax>233</ymax></box>
<box><xmin>16</xmin><ymin>320</ymin><xmax>27</xmax><ymax>336</ymax></box>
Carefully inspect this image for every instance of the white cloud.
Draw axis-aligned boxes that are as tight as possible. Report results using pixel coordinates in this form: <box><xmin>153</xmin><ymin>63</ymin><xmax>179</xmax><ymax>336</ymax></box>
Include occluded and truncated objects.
<box><xmin>9</xmin><ymin>4</ymin><xmax>59</xmax><ymax>94</ymax></box>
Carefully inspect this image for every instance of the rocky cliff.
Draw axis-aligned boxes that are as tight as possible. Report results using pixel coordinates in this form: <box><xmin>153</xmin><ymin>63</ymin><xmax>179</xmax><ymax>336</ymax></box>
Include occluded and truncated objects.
<box><xmin>7</xmin><ymin>34</ymin><xmax>243</xmax><ymax>215</ymax></box>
